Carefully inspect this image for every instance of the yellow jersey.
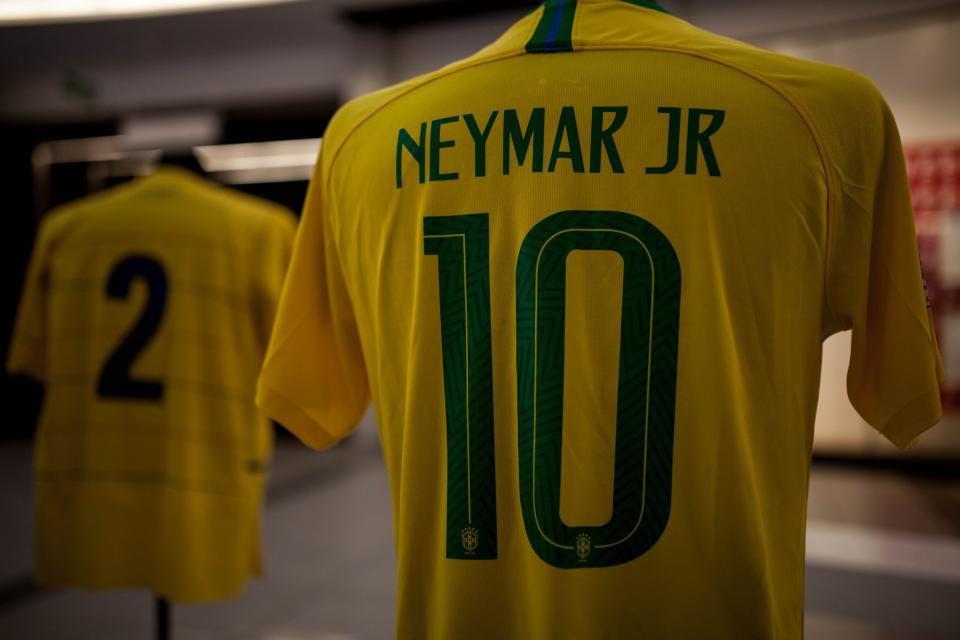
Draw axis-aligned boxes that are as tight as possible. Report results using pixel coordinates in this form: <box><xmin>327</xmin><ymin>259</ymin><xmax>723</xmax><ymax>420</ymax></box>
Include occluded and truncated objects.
<box><xmin>8</xmin><ymin>166</ymin><xmax>295</xmax><ymax>603</ymax></box>
<box><xmin>257</xmin><ymin>0</ymin><xmax>944</xmax><ymax>637</ymax></box>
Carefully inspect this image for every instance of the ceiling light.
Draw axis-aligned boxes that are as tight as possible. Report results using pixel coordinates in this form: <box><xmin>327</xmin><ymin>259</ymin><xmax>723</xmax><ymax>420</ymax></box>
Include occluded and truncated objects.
<box><xmin>0</xmin><ymin>0</ymin><xmax>303</xmax><ymax>26</ymax></box>
<box><xmin>194</xmin><ymin>138</ymin><xmax>321</xmax><ymax>183</ymax></box>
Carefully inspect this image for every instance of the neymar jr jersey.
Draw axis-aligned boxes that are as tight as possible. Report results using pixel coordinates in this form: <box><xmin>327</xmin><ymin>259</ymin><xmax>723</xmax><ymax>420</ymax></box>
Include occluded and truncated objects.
<box><xmin>257</xmin><ymin>0</ymin><xmax>944</xmax><ymax>637</ymax></box>
<box><xmin>7</xmin><ymin>167</ymin><xmax>295</xmax><ymax>602</ymax></box>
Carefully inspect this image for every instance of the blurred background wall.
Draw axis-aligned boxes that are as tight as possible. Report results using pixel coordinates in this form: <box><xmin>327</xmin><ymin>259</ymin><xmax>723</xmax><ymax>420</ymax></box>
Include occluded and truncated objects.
<box><xmin>2</xmin><ymin>0</ymin><xmax>958</xmax><ymax>456</ymax></box>
<box><xmin>0</xmin><ymin>3</ymin><xmax>957</xmax><ymax>639</ymax></box>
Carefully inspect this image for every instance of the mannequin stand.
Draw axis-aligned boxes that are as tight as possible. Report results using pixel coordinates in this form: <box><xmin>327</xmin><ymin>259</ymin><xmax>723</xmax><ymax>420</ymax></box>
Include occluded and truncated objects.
<box><xmin>154</xmin><ymin>596</ymin><xmax>170</xmax><ymax>640</ymax></box>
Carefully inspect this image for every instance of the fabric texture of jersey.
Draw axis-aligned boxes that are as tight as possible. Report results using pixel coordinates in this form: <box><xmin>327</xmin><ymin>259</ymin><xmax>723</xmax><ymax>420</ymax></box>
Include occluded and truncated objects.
<box><xmin>8</xmin><ymin>167</ymin><xmax>295</xmax><ymax>603</ymax></box>
<box><xmin>257</xmin><ymin>0</ymin><xmax>944</xmax><ymax>637</ymax></box>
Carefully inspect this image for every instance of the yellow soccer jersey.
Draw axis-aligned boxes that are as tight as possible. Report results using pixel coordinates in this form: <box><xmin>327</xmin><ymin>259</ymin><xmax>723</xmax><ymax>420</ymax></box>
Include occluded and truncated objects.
<box><xmin>257</xmin><ymin>0</ymin><xmax>944</xmax><ymax>637</ymax></box>
<box><xmin>7</xmin><ymin>166</ymin><xmax>295</xmax><ymax>603</ymax></box>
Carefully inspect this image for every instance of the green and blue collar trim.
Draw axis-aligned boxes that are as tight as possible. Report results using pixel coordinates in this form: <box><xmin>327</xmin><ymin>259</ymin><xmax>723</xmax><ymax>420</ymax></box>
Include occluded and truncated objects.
<box><xmin>526</xmin><ymin>0</ymin><xmax>670</xmax><ymax>53</ymax></box>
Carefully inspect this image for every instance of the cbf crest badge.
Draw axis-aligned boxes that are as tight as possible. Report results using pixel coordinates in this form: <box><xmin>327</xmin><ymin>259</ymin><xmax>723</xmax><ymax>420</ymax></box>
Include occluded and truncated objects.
<box><xmin>461</xmin><ymin>527</ymin><xmax>479</xmax><ymax>554</ymax></box>
<box><xmin>575</xmin><ymin>533</ymin><xmax>592</xmax><ymax>562</ymax></box>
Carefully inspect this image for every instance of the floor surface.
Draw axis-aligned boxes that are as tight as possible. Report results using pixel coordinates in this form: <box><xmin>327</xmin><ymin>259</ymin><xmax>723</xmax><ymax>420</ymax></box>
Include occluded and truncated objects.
<box><xmin>1</xmin><ymin>421</ymin><xmax>958</xmax><ymax>639</ymax></box>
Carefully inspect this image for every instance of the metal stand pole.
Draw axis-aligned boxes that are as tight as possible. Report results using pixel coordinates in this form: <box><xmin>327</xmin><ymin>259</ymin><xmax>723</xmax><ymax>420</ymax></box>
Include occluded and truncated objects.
<box><xmin>155</xmin><ymin>596</ymin><xmax>170</xmax><ymax>640</ymax></box>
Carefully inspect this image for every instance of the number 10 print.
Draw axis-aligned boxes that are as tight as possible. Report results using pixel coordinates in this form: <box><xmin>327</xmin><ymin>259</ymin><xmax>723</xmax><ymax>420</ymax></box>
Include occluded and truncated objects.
<box><xmin>425</xmin><ymin>210</ymin><xmax>680</xmax><ymax>569</ymax></box>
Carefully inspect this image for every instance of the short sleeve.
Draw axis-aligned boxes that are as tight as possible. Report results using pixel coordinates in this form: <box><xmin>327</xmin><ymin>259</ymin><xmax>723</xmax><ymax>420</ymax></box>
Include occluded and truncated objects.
<box><xmin>825</xmin><ymin>95</ymin><xmax>945</xmax><ymax>450</ymax></box>
<box><xmin>255</xmin><ymin>159</ymin><xmax>370</xmax><ymax>451</ymax></box>
<box><xmin>6</xmin><ymin>219</ymin><xmax>53</xmax><ymax>382</ymax></box>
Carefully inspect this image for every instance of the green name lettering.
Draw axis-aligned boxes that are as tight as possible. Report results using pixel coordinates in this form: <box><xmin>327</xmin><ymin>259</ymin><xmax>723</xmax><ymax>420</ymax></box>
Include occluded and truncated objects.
<box><xmin>686</xmin><ymin>108</ymin><xmax>725</xmax><ymax>177</ymax></box>
<box><xmin>464</xmin><ymin>111</ymin><xmax>499</xmax><ymax>178</ymax></box>
<box><xmin>548</xmin><ymin>106</ymin><xmax>585</xmax><ymax>173</ymax></box>
<box><xmin>503</xmin><ymin>108</ymin><xmax>545</xmax><ymax>175</ymax></box>
<box><xmin>645</xmin><ymin>107</ymin><xmax>682</xmax><ymax>175</ymax></box>
<box><xmin>430</xmin><ymin>116</ymin><xmax>460</xmax><ymax>182</ymax></box>
<box><xmin>396</xmin><ymin>122</ymin><xmax>427</xmax><ymax>188</ymax></box>
<box><xmin>590</xmin><ymin>106</ymin><xmax>627</xmax><ymax>174</ymax></box>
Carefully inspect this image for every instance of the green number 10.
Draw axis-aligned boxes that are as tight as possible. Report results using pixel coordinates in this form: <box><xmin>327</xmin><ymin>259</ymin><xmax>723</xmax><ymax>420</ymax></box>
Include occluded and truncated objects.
<box><xmin>424</xmin><ymin>210</ymin><xmax>681</xmax><ymax>569</ymax></box>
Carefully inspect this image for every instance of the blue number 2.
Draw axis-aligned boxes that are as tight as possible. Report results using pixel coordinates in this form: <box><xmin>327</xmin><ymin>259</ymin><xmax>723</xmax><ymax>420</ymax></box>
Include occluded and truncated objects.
<box><xmin>96</xmin><ymin>255</ymin><xmax>169</xmax><ymax>401</ymax></box>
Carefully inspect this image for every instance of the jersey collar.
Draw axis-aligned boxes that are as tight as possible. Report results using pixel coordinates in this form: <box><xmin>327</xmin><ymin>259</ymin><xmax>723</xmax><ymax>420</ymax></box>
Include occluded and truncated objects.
<box><xmin>470</xmin><ymin>0</ymin><xmax>682</xmax><ymax>63</ymax></box>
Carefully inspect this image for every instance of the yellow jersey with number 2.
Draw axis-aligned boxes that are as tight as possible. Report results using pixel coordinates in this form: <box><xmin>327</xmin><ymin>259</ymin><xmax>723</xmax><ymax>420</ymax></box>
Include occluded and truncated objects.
<box><xmin>8</xmin><ymin>167</ymin><xmax>295</xmax><ymax>602</ymax></box>
<box><xmin>257</xmin><ymin>1</ymin><xmax>944</xmax><ymax>637</ymax></box>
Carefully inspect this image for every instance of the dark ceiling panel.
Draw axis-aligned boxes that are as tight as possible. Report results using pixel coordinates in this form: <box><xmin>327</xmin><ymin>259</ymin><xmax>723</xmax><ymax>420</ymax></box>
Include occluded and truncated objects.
<box><xmin>343</xmin><ymin>0</ymin><xmax>536</xmax><ymax>29</ymax></box>
<box><xmin>221</xmin><ymin>95</ymin><xmax>340</xmax><ymax>143</ymax></box>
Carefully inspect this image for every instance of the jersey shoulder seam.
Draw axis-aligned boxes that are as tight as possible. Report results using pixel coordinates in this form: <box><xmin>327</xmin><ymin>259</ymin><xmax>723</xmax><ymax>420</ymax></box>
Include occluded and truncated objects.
<box><xmin>324</xmin><ymin>17</ymin><xmax>541</xmax><ymax>190</ymax></box>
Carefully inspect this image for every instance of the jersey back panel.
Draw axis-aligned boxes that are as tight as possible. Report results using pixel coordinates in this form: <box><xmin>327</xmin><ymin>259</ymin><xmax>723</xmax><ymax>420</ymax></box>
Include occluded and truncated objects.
<box><xmin>9</xmin><ymin>167</ymin><xmax>295</xmax><ymax>602</ymax></box>
<box><xmin>258</xmin><ymin>1</ymin><xmax>943</xmax><ymax>637</ymax></box>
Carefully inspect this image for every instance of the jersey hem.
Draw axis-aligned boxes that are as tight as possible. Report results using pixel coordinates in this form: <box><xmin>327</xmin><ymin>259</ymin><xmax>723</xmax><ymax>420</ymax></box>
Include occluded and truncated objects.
<box><xmin>33</xmin><ymin>572</ymin><xmax>255</xmax><ymax>604</ymax></box>
<box><xmin>5</xmin><ymin>360</ymin><xmax>45</xmax><ymax>384</ymax></box>
<box><xmin>878</xmin><ymin>386</ymin><xmax>944</xmax><ymax>450</ymax></box>
<box><xmin>255</xmin><ymin>384</ymin><xmax>344</xmax><ymax>451</ymax></box>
